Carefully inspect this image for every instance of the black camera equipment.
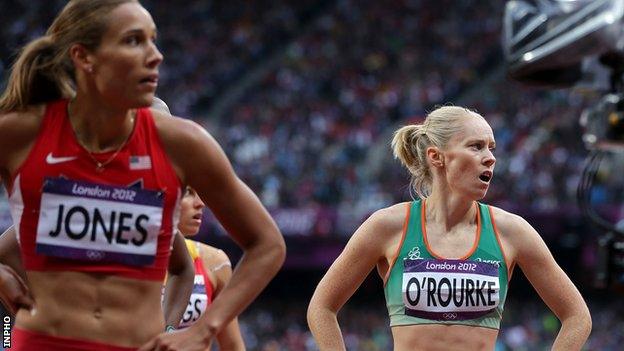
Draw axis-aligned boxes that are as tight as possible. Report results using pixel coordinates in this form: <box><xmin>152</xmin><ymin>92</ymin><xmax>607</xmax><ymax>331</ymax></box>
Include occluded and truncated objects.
<box><xmin>503</xmin><ymin>0</ymin><xmax>624</xmax><ymax>288</ymax></box>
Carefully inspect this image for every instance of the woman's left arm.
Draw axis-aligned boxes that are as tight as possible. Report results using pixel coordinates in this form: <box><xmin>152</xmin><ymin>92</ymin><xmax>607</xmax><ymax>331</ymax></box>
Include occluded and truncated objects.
<box><xmin>505</xmin><ymin>213</ymin><xmax>591</xmax><ymax>350</ymax></box>
<box><xmin>140</xmin><ymin>115</ymin><xmax>284</xmax><ymax>351</ymax></box>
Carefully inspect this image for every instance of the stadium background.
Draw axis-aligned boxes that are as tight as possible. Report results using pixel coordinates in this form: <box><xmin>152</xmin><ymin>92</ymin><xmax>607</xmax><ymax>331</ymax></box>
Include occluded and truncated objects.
<box><xmin>0</xmin><ymin>1</ymin><xmax>622</xmax><ymax>350</ymax></box>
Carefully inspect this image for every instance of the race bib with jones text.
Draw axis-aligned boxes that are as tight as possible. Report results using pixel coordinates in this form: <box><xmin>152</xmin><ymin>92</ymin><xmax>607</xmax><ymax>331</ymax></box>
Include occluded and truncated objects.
<box><xmin>35</xmin><ymin>177</ymin><xmax>164</xmax><ymax>266</ymax></box>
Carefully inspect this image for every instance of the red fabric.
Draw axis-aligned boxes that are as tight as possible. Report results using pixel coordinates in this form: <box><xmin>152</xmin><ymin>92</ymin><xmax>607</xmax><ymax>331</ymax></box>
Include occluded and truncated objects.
<box><xmin>9</xmin><ymin>99</ymin><xmax>181</xmax><ymax>281</ymax></box>
<box><xmin>193</xmin><ymin>252</ymin><xmax>214</xmax><ymax>303</ymax></box>
<box><xmin>10</xmin><ymin>327</ymin><xmax>138</xmax><ymax>351</ymax></box>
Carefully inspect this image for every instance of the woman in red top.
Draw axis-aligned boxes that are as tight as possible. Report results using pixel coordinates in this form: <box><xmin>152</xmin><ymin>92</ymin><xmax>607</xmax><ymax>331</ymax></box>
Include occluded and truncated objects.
<box><xmin>0</xmin><ymin>1</ymin><xmax>285</xmax><ymax>350</ymax></box>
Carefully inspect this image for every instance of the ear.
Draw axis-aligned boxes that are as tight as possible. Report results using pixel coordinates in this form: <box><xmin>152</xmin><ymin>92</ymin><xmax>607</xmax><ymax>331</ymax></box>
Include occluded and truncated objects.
<box><xmin>426</xmin><ymin>146</ymin><xmax>444</xmax><ymax>168</ymax></box>
<box><xmin>69</xmin><ymin>43</ymin><xmax>94</xmax><ymax>74</ymax></box>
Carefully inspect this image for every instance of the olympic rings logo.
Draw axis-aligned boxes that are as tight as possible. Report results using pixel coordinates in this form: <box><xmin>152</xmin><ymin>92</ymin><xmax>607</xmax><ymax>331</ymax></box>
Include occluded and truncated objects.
<box><xmin>443</xmin><ymin>313</ymin><xmax>458</xmax><ymax>320</ymax></box>
<box><xmin>86</xmin><ymin>250</ymin><xmax>105</xmax><ymax>261</ymax></box>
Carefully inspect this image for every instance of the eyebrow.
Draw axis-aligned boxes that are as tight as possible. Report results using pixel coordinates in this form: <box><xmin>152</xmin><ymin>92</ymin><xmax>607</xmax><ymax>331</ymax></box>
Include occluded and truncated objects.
<box><xmin>466</xmin><ymin>138</ymin><xmax>496</xmax><ymax>145</ymax></box>
<box><xmin>122</xmin><ymin>27</ymin><xmax>158</xmax><ymax>37</ymax></box>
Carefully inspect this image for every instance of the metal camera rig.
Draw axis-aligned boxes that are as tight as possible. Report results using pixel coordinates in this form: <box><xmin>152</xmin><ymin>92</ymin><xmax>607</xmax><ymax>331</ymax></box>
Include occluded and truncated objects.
<box><xmin>503</xmin><ymin>0</ymin><xmax>624</xmax><ymax>289</ymax></box>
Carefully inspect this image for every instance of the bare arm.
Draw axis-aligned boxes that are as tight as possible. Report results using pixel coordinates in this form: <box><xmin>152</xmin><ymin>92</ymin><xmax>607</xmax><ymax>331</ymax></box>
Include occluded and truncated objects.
<box><xmin>203</xmin><ymin>246</ymin><xmax>245</xmax><ymax>351</ymax></box>
<box><xmin>308</xmin><ymin>206</ymin><xmax>401</xmax><ymax>350</ymax></box>
<box><xmin>0</xmin><ymin>226</ymin><xmax>33</xmax><ymax>315</ymax></box>
<box><xmin>140</xmin><ymin>115</ymin><xmax>285</xmax><ymax>350</ymax></box>
<box><xmin>180</xmin><ymin>121</ymin><xmax>285</xmax><ymax>337</ymax></box>
<box><xmin>162</xmin><ymin>232</ymin><xmax>194</xmax><ymax>329</ymax></box>
<box><xmin>0</xmin><ymin>226</ymin><xmax>26</xmax><ymax>280</ymax></box>
<box><xmin>498</xmin><ymin>210</ymin><xmax>591</xmax><ymax>350</ymax></box>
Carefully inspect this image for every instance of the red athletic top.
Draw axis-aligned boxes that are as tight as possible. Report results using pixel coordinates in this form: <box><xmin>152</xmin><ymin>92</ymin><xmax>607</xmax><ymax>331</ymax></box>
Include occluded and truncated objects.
<box><xmin>7</xmin><ymin>99</ymin><xmax>182</xmax><ymax>281</ymax></box>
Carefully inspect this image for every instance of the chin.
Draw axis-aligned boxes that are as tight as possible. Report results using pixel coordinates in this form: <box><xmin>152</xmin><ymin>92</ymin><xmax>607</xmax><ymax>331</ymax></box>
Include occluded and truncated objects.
<box><xmin>465</xmin><ymin>188</ymin><xmax>488</xmax><ymax>201</ymax></box>
<box><xmin>136</xmin><ymin>94</ymin><xmax>155</xmax><ymax>108</ymax></box>
<box><xmin>179</xmin><ymin>225</ymin><xmax>193</xmax><ymax>235</ymax></box>
<box><xmin>125</xmin><ymin>92</ymin><xmax>156</xmax><ymax>108</ymax></box>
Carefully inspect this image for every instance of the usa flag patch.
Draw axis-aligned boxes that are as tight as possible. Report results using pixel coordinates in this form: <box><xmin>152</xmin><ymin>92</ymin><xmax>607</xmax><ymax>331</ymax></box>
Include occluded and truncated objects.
<box><xmin>129</xmin><ymin>155</ymin><xmax>152</xmax><ymax>170</ymax></box>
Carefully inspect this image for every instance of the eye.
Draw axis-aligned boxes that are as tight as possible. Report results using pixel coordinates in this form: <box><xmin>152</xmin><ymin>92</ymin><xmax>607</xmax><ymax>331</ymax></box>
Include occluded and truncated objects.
<box><xmin>124</xmin><ymin>35</ymin><xmax>141</xmax><ymax>46</ymax></box>
<box><xmin>470</xmin><ymin>143</ymin><xmax>482</xmax><ymax>150</ymax></box>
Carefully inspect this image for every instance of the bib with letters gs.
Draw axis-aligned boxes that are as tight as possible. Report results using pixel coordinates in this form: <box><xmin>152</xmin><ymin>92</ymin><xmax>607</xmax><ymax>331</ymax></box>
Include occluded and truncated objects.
<box><xmin>35</xmin><ymin>177</ymin><xmax>164</xmax><ymax>266</ymax></box>
<box><xmin>402</xmin><ymin>258</ymin><xmax>500</xmax><ymax>321</ymax></box>
<box><xmin>179</xmin><ymin>273</ymin><xmax>209</xmax><ymax>328</ymax></box>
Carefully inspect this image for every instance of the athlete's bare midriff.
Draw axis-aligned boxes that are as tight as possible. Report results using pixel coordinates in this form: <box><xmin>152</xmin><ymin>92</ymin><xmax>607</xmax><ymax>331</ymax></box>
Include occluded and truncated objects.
<box><xmin>391</xmin><ymin>323</ymin><xmax>498</xmax><ymax>351</ymax></box>
<box><xmin>15</xmin><ymin>271</ymin><xmax>165</xmax><ymax>347</ymax></box>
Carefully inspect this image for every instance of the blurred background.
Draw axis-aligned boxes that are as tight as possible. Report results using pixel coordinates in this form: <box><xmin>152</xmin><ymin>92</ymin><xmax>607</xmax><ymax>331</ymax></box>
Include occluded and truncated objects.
<box><xmin>1</xmin><ymin>1</ymin><xmax>623</xmax><ymax>350</ymax></box>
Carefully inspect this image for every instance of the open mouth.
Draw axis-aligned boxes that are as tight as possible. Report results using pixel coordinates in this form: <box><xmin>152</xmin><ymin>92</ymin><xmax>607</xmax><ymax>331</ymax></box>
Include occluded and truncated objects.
<box><xmin>140</xmin><ymin>75</ymin><xmax>159</xmax><ymax>85</ymax></box>
<box><xmin>192</xmin><ymin>213</ymin><xmax>202</xmax><ymax>220</ymax></box>
<box><xmin>479</xmin><ymin>171</ymin><xmax>492</xmax><ymax>183</ymax></box>
<box><xmin>140</xmin><ymin>78</ymin><xmax>157</xmax><ymax>84</ymax></box>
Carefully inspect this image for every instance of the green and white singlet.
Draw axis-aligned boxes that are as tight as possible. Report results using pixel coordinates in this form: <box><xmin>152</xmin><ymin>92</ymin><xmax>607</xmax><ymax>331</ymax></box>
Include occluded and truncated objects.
<box><xmin>384</xmin><ymin>200</ymin><xmax>511</xmax><ymax>329</ymax></box>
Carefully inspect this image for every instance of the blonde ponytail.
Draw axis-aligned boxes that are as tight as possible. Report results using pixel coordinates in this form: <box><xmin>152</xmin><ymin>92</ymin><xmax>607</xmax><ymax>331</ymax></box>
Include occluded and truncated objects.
<box><xmin>391</xmin><ymin>106</ymin><xmax>484</xmax><ymax>199</ymax></box>
<box><xmin>392</xmin><ymin>124</ymin><xmax>431</xmax><ymax>199</ymax></box>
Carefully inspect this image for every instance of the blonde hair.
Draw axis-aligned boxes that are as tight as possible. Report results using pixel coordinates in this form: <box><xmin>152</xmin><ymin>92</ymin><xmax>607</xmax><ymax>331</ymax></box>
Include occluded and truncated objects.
<box><xmin>0</xmin><ymin>0</ymin><xmax>138</xmax><ymax>111</ymax></box>
<box><xmin>391</xmin><ymin>106</ymin><xmax>484</xmax><ymax>199</ymax></box>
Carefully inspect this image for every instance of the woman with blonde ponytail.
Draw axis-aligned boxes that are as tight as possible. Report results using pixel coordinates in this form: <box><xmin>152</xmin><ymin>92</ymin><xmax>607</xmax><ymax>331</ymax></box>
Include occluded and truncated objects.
<box><xmin>0</xmin><ymin>1</ymin><xmax>285</xmax><ymax>350</ymax></box>
<box><xmin>308</xmin><ymin>106</ymin><xmax>591</xmax><ymax>350</ymax></box>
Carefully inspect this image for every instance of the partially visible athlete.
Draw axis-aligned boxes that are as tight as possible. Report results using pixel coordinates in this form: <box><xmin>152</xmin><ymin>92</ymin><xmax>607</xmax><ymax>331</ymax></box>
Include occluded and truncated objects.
<box><xmin>168</xmin><ymin>186</ymin><xmax>245</xmax><ymax>350</ymax></box>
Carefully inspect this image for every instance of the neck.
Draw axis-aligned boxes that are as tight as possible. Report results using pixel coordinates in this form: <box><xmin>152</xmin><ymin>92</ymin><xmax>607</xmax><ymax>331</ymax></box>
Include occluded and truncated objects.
<box><xmin>68</xmin><ymin>95</ymin><xmax>136</xmax><ymax>152</ymax></box>
<box><xmin>425</xmin><ymin>187</ymin><xmax>476</xmax><ymax>231</ymax></box>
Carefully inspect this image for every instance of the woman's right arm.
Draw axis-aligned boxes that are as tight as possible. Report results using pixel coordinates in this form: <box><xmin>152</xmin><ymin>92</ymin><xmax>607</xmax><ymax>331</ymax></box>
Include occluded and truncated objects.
<box><xmin>0</xmin><ymin>107</ymin><xmax>44</xmax><ymax>180</ymax></box>
<box><xmin>0</xmin><ymin>226</ymin><xmax>33</xmax><ymax>315</ymax></box>
<box><xmin>307</xmin><ymin>207</ymin><xmax>398</xmax><ymax>350</ymax></box>
<box><xmin>0</xmin><ymin>107</ymin><xmax>51</xmax><ymax>316</ymax></box>
<box><xmin>0</xmin><ymin>226</ymin><xmax>26</xmax><ymax>280</ymax></box>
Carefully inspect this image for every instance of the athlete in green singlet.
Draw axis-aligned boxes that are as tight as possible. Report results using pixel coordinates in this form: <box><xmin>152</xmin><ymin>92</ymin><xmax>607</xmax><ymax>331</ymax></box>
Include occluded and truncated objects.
<box><xmin>308</xmin><ymin>106</ymin><xmax>591</xmax><ymax>351</ymax></box>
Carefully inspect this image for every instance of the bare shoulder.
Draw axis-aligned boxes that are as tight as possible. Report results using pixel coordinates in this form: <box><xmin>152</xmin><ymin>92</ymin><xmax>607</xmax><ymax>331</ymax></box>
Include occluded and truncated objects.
<box><xmin>151</xmin><ymin>109</ymin><xmax>209</xmax><ymax>147</ymax></box>
<box><xmin>0</xmin><ymin>105</ymin><xmax>45</xmax><ymax>139</ymax></box>
<box><xmin>354</xmin><ymin>202</ymin><xmax>411</xmax><ymax>248</ymax></box>
<box><xmin>150</xmin><ymin>110</ymin><xmax>223</xmax><ymax>184</ymax></box>
<box><xmin>488</xmin><ymin>205</ymin><xmax>534</xmax><ymax>237</ymax></box>
<box><xmin>488</xmin><ymin>205</ymin><xmax>542</xmax><ymax>265</ymax></box>
<box><xmin>367</xmin><ymin>202</ymin><xmax>411</xmax><ymax>232</ymax></box>
<box><xmin>196</xmin><ymin>242</ymin><xmax>231</xmax><ymax>268</ymax></box>
<box><xmin>0</xmin><ymin>105</ymin><xmax>46</xmax><ymax>172</ymax></box>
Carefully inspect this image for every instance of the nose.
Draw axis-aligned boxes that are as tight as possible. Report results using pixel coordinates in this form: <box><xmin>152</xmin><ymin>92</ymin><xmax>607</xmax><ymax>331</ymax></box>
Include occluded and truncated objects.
<box><xmin>483</xmin><ymin>149</ymin><xmax>496</xmax><ymax>167</ymax></box>
<box><xmin>146</xmin><ymin>41</ymin><xmax>163</xmax><ymax>68</ymax></box>
<box><xmin>193</xmin><ymin>193</ymin><xmax>206</xmax><ymax>209</ymax></box>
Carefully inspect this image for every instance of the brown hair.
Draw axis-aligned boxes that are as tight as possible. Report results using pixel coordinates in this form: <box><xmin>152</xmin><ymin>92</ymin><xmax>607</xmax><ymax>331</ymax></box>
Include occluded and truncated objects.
<box><xmin>391</xmin><ymin>106</ymin><xmax>484</xmax><ymax>199</ymax></box>
<box><xmin>0</xmin><ymin>0</ymin><xmax>138</xmax><ymax>111</ymax></box>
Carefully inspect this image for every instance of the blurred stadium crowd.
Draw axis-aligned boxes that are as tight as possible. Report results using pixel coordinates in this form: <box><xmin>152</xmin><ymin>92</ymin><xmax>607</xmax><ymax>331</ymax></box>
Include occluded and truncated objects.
<box><xmin>1</xmin><ymin>0</ymin><xmax>603</xmax><ymax>236</ymax></box>
<box><xmin>1</xmin><ymin>0</ymin><xmax>622</xmax><ymax>350</ymax></box>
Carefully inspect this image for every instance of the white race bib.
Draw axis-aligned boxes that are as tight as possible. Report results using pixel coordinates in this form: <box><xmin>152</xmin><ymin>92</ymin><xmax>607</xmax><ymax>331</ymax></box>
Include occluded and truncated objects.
<box><xmin>179</xmin><ymin>274</ymin><xmax>208</xmax><ymax>328</ymax></box>
<box><xmin>35</xmin><ymin>177</ymin><xmax>164</xmax><ymax>266</ymax></box>
<box><xmin>402</xmin><ymin>258</ymin><xmax>500</xmax><ymax>321</ymax></box>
